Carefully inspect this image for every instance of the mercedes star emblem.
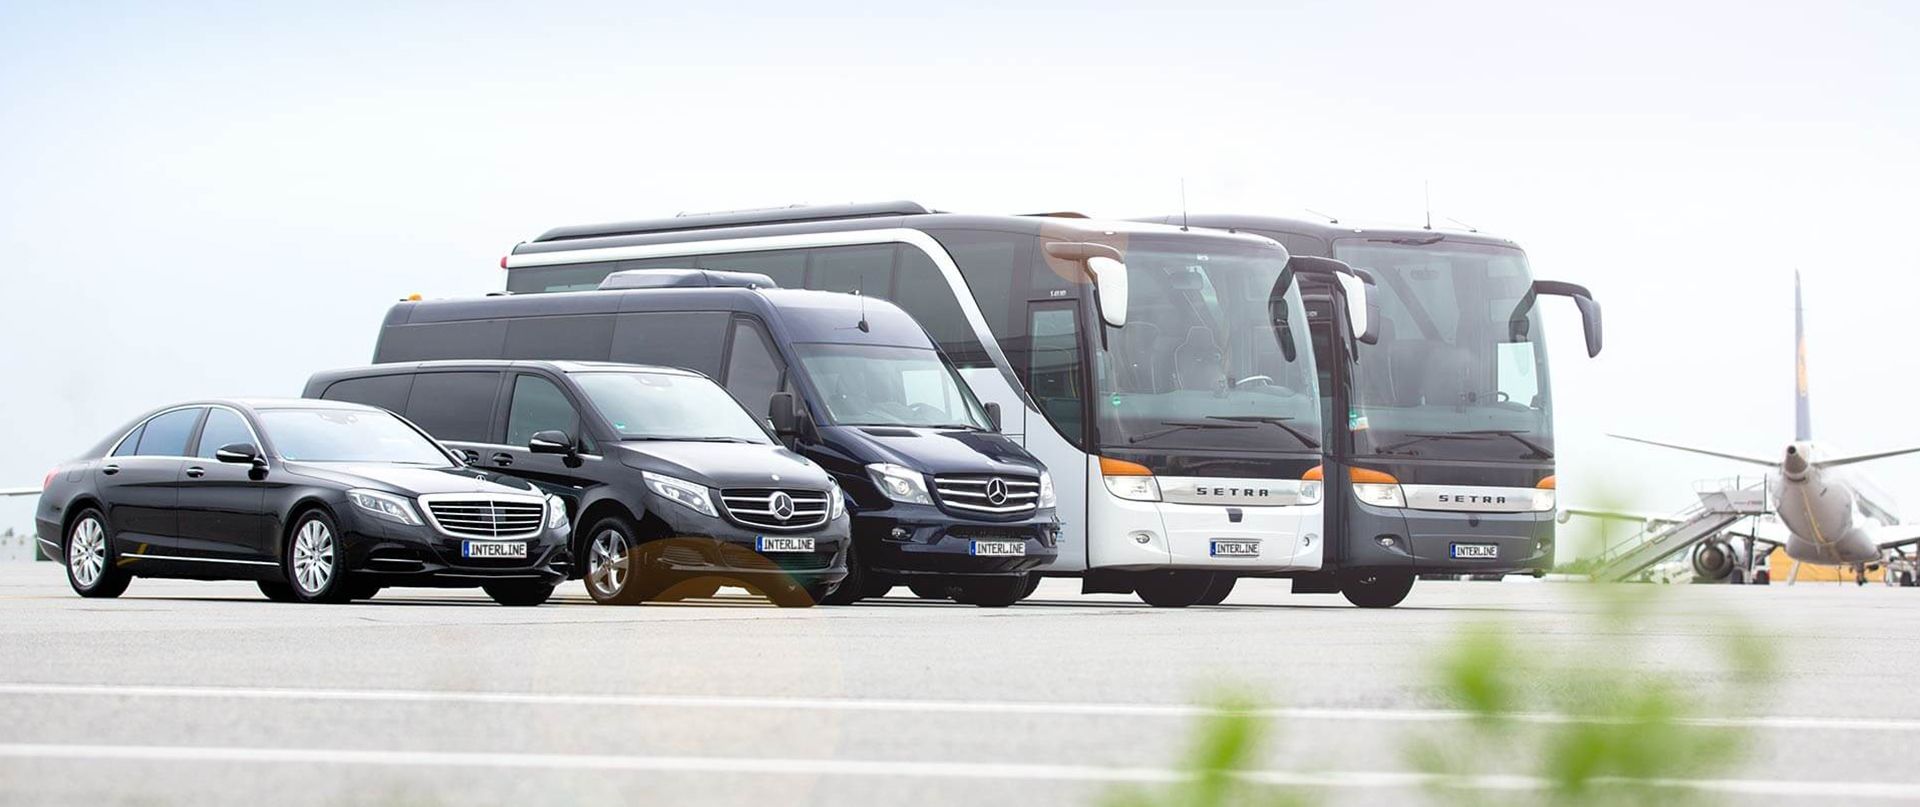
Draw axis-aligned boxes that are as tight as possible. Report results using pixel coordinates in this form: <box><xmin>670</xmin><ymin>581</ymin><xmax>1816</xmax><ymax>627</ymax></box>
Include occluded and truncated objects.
<box><xmin>770</xmin><ymin>491</ymin><xmax>795</xmax><ymax>521</ymax></box>
<box><xmin>985</xmin><ymin>478</ymin><xmax>1009</xmax><ymax>506</ymax></box>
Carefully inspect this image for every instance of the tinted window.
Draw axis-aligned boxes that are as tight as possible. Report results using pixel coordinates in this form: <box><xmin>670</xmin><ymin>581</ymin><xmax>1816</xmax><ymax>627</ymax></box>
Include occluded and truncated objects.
<box><xmin>697</xmin><ymin>250</ymin><xmax>806</xmax><ymax>288</ymax></box>
<box><xmin>893</xmin><ymin>247</ymin><xmax>990</xmax><ymax>367</ymax></box>
<box><xmin>505</xmin><ymin>257</ymin><xmax>689</xmax><ymax>294</ymax></box>
<box><xmin>808</xmin><ymin>244</ymin><xmax>895</xmax><ymax>296</ymax></box>
<box><xmin>111</xmin><ymin>424</ymin><xmax>145</xmax><ymax>457</ymax></box>
<box><xmin>404</xmin><ymin>372</ymin><xmax>501</xmax><ymax>443</ymax></box>
<box><xmin>1027</xmin><ymin>307</ymin><xmax>1084</xmax><ymax>445</ymax></box>
<box><xmin>574</xmin><ymin>372</ymin><xmax>770</xmax><ymax>443</ymax></box>
<box><xmin>723</xmin><ymin>319</ymin><xmax>784</xmax><ymax>420</ymax></box>
<box><xmin>259</xmin><ymin>409</ymin><xmax>452</xmax><ymax>465</ymax></box>
<box><xmin>931</xmin><ymin>230</ymin><xmax>1026</xmax><ymax>337</ymax></box>
<box><xmin>505</xmin><ymin>314</ymin><xmax>615</xmax><ymax>361</ymax></box>
<box><xmin>135</xmin><ymin>408</ymin><xmax>204</xmax><ymax>457</ymax></box>
<box><xmin>321</xmin><ymin>375</ymin><xmax>413</xmax><ymax>413</ymax></box>
<box><xmin>377</xmin><ymin>320</ymin><xmax>508</xmax><ymax>363</ymax></box>
<box><xmin>506</xmin><ymin>374</ymin><xmax>581</xmax><ymax>448</ymax></box>
<box><xmin>611</xmin><ymin>311</ymin><xmax>730</xmax><ymax>376</ymax></box>
<box><xmin>194</xmin><ymin>408</ymin><xmax>256</xmax><ymax>458</ymax></box>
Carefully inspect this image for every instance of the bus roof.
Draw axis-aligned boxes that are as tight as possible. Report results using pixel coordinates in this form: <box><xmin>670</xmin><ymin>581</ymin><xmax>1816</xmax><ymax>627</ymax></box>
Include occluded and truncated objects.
<box><xmin>1136</xmin><ymin>214</ymin><xmax>1522</xmax><ymax>250</ymax></box>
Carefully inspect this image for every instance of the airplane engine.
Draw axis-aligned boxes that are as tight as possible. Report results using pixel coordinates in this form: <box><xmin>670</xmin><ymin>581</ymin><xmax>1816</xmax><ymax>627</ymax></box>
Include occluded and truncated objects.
<box><xmin>1691</xmin><ymin>538</ymin><xmax>1740</xmax><ymax>582</ymax></box>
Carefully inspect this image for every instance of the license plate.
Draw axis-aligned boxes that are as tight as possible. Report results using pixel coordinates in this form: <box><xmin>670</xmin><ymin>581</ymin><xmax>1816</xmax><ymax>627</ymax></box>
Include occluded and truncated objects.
<box><xmin>1210</xmin><ymin>540</ymin><xmax>1261</xmax><ymax>558</ymax></box>
<box><xmin>970</xmin><ymin>540</ymin><xmax>1026</xmax><ymax>557</ymax></box>
<box><xmin>757</xmin><ymin>536</ymin><xmax>815</xmax><ymax>553</ymax></box>
<box><xmin>461</xmin><ymin>541</ymin><xmax>527</xmax><ymax>559</ymax></box>
<box><xmin>1451</xmin><ymin>543</ymin><xmax>1499</xmax><ymax>559</ymax></box>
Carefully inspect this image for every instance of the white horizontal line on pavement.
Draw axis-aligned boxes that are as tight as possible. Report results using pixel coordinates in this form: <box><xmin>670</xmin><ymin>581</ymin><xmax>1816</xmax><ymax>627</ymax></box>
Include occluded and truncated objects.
<box><xmin>2</xmin><ymin>682</ymin><xmax>1918</xmax><ymax>734</ymax></box>
<box><xmin>2</xmin><ymin>743</ymin><xmax>1918</xmax><ymax>800</ymax></box>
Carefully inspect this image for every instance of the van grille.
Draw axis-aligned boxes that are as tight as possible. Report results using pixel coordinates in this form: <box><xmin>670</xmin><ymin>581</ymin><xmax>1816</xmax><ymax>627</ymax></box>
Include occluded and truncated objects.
<box><xmin>423</xmin><ymin>497</ymin><xmax>545</xmax><ymax>539</ymax></box>
<box><xmin>719</xmin><ymin>488</ymin><xmax>830</xmax><ymax>532</ymax></box>
<box><xmin>933</xmin><ymin>475</ymin><xmax>1041</xmax><ymax>516</ymax></box>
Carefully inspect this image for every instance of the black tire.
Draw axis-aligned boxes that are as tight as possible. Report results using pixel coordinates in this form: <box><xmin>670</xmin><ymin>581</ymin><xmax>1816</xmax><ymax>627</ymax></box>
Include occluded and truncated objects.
<box><xmin>907</xmin><ymin>581</ymin><xmax>951</xmax><ymax>601</ymax></box>
<box><xmin>1753</xmin><ymin>569</ymin><xmax>1771</xmax><ymax>586</ymax></box>
<box><xmin>64</xmin><ymin>508</ymin><xmax>131</xmax><ymax>599</ymax></box>
<box><xmin>1342</xmin><ymin>571</ymin><xmax>1415</xmax><ymax>608</ymax></box>
<box><xmin>582</xmin><ymin>516</ymin><xmax>646</xmax><ymax>605</ymax></box>
<box><xmin>1198</xmin><ymin>574</ymin><xmax>1237</xmax><ymax>606</ymax></box>
<box><xmin>952</xmin><ymin>576</ymin><xmax>1027</xmax><ymax>608</ymax></box>
<box><xmin>656</xmin><ymin>578</ymin><xmax>722</xmax><ymax>602</ymax></box>
<box><xmin>819</xmin><ymin>541</ymin><xmax>871</xmax><ymax>606</ymax></box>
<box><xmin>1020</xmin><ymin>573</ymin><xmax>1043</xmax><ymax>600</ymax></box>
<box><xmin>343</xmin><ymin>581</ymin><xmax>382</xmax><ymax>602</ymax></box>
<box><xmin>257</xmin><ymin>581</ymin><xmax>299</xmax><ymax>602</ymax></box>
<box><xmin>1134</xmin><ymin>571</ymin><xmax>1216</xmax><ymax>608</ymax></box>
<box><xmin>861</xmin><ymin>574</ymin><xmax>894</xmax><ymax>600</ymax></box>
<box><xmin>484</xmin><ymin>581</ymin><xmax>556</xmax><ymax>607</ymax></box>
<box><xmin>767</xmin><ymin>579</ymin><xmax>827</xmax><ymax>608</ymax></box>
<box><xmin>285</xmin><ymin>509</ymin><xmax>355</xmax><ymax>604</ymax></box>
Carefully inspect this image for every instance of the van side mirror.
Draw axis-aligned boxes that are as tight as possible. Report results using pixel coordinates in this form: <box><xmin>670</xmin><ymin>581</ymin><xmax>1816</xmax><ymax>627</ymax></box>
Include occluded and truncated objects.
<box><xmin>984</xmin><ymin>402</ymin><xmax>1003</xmax><ymax>432</ymax></box>
<box><xmin>1525</xmin><ymin>280</ymin><xmax>1603</xmax><ymax>358</ymax></box>
<box><xmin>529</xmin><ymin>430</ymin><xmax>576</xmax><ymax>456</ymax></box>
<box><xmin>768</xmin><ymin>392</ymin><xmax>800</xmax><ymax>438</ymax></box>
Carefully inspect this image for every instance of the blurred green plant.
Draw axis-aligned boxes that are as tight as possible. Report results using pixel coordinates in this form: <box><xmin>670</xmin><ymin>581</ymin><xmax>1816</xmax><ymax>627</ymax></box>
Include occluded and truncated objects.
<box><xmin>1102</xmin><ymin>693</ymin><xmax>1316</xmax><ymax>807</ymax></box>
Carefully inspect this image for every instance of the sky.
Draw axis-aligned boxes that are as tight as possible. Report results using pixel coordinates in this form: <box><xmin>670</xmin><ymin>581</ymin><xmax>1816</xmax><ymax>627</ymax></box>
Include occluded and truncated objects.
<box><xmin>4</xmin><ymin>1</ymin><xmax>1918</xmax><ymax>557</ymax></box>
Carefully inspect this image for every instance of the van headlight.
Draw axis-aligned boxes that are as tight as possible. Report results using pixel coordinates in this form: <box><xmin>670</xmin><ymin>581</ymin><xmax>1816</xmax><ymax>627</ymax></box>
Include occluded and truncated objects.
<box><xmin>829</xmin><ymin>479</ymin><xmax>847</xmax><ymax>519</ymax></box>
<box><xmin>642</xmin><ymin>471</ymin><xmax>718</xmax><ymax>518</ymax></box>
<box><xmin>545</xmin><ymin>494</ymin><xmax>570</xmax><ymax>531</ymax></box>
<box><xmin>867</xmin><ymin>463</ymin><xmax>932</xmax><ymax>505</ymax></box>
<box><xmin>1038</xmin><ymin>471</ymin><xmax>1057</xmax><ymax>509</ymax></box>
<box><xmin>348</xmin><ymin>489</ymin><xmax>422</xmax><ymax>526</ymax></box>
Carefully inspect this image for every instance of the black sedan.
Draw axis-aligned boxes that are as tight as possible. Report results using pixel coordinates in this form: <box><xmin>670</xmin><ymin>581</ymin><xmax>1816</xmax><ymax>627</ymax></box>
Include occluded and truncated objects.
<box><xmin>34</xmin><ymin>399</ymin><xmax>572</xmax><ymax>605</ymax></box>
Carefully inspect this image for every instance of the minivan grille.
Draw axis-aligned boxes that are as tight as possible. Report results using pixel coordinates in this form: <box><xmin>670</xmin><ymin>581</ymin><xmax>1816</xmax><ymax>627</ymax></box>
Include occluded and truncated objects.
<box><xmin>423</xmin><ymin>498</ymin><xmax>545</xmax><ymax>539</ymax></box>
<box><xmin>933</xmin><ymin>474</ymin><xmax>1041</xmax><ymax>516</ymax></box>
<box><xmin>719</xmin><ymin>488</ymin><xmax>830</xmax><ymax>532</ymax></box>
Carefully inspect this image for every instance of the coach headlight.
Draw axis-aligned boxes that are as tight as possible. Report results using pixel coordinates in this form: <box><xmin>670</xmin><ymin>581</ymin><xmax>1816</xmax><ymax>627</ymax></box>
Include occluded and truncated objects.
<box><xmin>1531</xmin><ymin>476</ymin><xmax>1557</xmax><ymax>512</ymax></box>
<box><xmin>1099</xmin><ymin>457</ymin><xmax>1160</xmax><ymax>502</ymax></box>
<box><xmin>1349</xmin><ymin>468</ymin><xmax>1407</xmax><ymax>509</ymax></box>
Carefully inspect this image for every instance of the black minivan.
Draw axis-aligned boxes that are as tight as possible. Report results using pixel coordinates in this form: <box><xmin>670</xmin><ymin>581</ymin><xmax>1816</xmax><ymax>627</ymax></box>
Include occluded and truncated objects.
<box><xmin>338</xmin><ymin>270</ymin><xmax>1060</xmax><ymax>607</ymax></box>
<box><xmin>306</xmin><ymin>361</ymin><xmax>851</xmax><ymax>607</ymax></box>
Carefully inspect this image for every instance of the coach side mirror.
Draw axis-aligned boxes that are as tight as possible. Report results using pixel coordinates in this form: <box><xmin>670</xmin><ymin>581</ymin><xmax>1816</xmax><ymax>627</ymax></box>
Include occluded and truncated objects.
<box><xmin>1525</xmin><ymin>280</ymin><xmax>1604</xmax><ymax>358</ymax></box>
<box><xmin>984</xmin><ymin>402</ymin><xmax>1003</xmax><ymax>432</ymax></box>
<box><xmin>768</xmin><ymin>392</ymin><xmax>800</xmax><ymax>438</ymax></box>
<box><xmin>1045</xmin><ymin>241</ymin><xmax>1129</xmax><ymax>328</ymax></box>
<box><xmin>1341</xmin><ymin>270</ymin><xmax>1381</xmax><ymax>346</ymax></box>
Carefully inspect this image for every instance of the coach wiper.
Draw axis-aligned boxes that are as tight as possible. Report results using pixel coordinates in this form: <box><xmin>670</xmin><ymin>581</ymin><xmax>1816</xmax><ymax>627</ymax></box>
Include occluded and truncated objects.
<box><xmin>1203</xmin><ymin>415</ymin><xmax>1321</xmax><ymax>449</ymax></box>
<box><xmin>1378</xmin><ymin>429</ymin><xmax>1552</xmax><ymax>459</ymax></box>
<box><xmin>1128</xmin><ymin>419</ymin><xmax>1257</xmax><ymax>445</ymax></box>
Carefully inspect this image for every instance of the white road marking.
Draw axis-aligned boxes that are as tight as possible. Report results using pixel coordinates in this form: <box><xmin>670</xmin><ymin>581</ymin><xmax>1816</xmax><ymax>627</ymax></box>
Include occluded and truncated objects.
<box><xmin>1</xmin><ymin>743</ymin><xmax>1918</xmax><ymax>800</ymax></box>
<box><xmin>2</xmin><ymin>681</ymin><xmax>1919</xmax><ymax>734</ymax></box>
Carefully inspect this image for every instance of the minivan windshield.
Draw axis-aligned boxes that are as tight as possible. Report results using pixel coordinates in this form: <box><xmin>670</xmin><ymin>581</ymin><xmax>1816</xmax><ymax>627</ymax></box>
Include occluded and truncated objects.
<box><xmin>794</xmin><ymin>344</ymin><xmax>991</xmax><ymax>429</ymax></box>
<box><xmin>572</xmin><ymin>371</ymin><xmax>772</xmax><ymax>444</ymax></box>
<box><xmin>259</xmin><ymin>409</ymin><xmax>455</xmax><ymax>466</ymax></box>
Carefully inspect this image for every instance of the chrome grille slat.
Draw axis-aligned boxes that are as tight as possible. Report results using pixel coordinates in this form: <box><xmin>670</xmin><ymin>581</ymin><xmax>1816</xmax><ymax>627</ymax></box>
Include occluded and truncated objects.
<box><xmin>932</xmin><ymin>474</ymin><xmax>1042</xmax><ymax>516</ymax></box>
<box><xmin>718</xmin><ymin>488</ymin><xmax>831</xmax><ymax>532</ymax></box>
<box><xmin>422</xmin><ymin>497</ymin><xmax>546</xmax><ymax>540</ymax></box>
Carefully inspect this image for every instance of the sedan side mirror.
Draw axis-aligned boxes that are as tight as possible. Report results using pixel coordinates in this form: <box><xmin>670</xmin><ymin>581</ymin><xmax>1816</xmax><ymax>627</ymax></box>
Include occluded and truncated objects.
<box><xmin>984</xmin><ymin>402</ymin><xmax>1003</xmax><ymax>432</ymax></box>
<box><xmin>768</xmin><ymin>392</ymin><xmax>801</xmax><ymax>438</ymax></box>
<box><xmin>214</xmin><ymin>443</ymin><xmax>262</xmax><ymax>465</ymax></box>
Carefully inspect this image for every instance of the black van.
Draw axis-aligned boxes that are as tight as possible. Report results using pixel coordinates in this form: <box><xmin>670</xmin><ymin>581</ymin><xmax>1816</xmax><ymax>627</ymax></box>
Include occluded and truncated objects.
<box><xmin>305</xmin><ymin>360</ymin><xmax>851</xmax><ymax>607</ymax></box>
<box><xmin>337</xmin><ymin>272</ymin><xmax>1060</xmax><ymax>607</ymax></box>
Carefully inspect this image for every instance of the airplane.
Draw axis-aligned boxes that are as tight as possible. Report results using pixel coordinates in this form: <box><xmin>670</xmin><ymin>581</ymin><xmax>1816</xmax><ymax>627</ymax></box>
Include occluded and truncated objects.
<box><xmin>0</xmin><ymin>489</ymin><xmax>39</xmax><ymax>498</ymax></box>
<box><xmin>1612</xmin><ymin>271</ymin><xmax>1920</xmax><ymax>585</ymax></box>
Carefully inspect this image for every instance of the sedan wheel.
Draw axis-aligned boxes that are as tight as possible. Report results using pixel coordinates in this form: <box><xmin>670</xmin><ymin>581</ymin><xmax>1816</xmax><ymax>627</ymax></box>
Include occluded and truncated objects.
<box><xmin>285</xmin><ymin>512</ymin><xmax>354</xmax><ymax>604</ymax></box>
<box><xmin>66</xmin><ymin>510</ymin><xmax>130</xmax><ymax>598</ymax></box>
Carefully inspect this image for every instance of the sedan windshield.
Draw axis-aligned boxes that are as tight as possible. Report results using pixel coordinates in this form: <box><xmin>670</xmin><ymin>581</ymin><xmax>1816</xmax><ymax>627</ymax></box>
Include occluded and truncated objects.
<box><xmin>573</xmin><ymin>371</ymin><xmax>772</xmax><ymax>443</ymax></box>
<box><xmin>795</xmin><ymin>344</ymin><xmax>991</xmax><ymax>429</ymax></box>
<box><xmin>259</xmin><ymin>409</ymin><xmax>455</xmax><ymax>466</ymax></box>
<box><xmin>1334</xmin><ymin>237</ymin><xmax>1553</xmax><ymax>462</ymax></box>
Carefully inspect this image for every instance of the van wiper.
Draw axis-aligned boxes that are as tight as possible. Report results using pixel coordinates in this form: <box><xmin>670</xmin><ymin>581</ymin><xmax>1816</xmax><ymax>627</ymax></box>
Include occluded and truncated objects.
<box><xmin>1376</xmin><ymin>429</ymin><xmax>1551</xmax><ymax>459</ymax></box>
<box><xmin>622</xmin><ymin>436</ymin><xmax>757</xmax><ymax>443</ymax></box>
<box><xmin>1128</xmin><ymin>419</ymin><xmax>1256</xmax><ymax>445</ymax></box>
<box><xmin>1203</xmin><ymin>416</ymin><xmax>1322</xmax><ymax>449</ymax></box>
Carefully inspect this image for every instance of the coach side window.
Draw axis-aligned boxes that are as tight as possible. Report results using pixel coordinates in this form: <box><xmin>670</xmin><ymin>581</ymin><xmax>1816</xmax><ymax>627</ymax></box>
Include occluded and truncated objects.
<box><xmin>506</xmin><ymin>374</ymin><xmax>583</xmax><ymax>449</ymax></box>
<box><xmin>723</xmin><ymin>319</ymin><xmax>785</xmax><ymax>419</ymax></box>
<box><xmin>404</xmin><ymin>372</ymin><xmax>502</xmax><ymax>443</ymax></box>
<box><xmin>808</xmin><ymin>245</ymin><xmax>895</xmax><ymax>296</ymax></box>
<box><xmin>696</xmin><ymin>250</ymin><xmax>807</xmax><ymax>288</ymax></box>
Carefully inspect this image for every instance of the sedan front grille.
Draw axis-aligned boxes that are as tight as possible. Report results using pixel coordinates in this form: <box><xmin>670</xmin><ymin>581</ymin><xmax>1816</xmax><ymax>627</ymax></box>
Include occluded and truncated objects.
<box><xmin>719</xmin><ymin>488</ymin><xmax>830</xmax><ymax>532</ymax></box>
<box><xmin>933</xmin><ymin>474</ymin><xmax>1041</xmax><ymax>516</ymax></box>
<box><xmin>422</xmin><ymin>496</ymin><xmax>545</xmax><ymax>539</ymax></box>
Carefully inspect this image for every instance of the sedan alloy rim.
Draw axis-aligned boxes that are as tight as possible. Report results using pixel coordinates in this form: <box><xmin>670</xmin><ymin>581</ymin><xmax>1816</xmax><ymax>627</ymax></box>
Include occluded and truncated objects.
<box><xmin>292</xmin><ymin>520</ymin><xmax>336</xmax><ymax>594</ymax></box>
<box><xmin>69</xmin><ymin>518</ymin><xmax>105</xmax><ymax>587</ymax></box>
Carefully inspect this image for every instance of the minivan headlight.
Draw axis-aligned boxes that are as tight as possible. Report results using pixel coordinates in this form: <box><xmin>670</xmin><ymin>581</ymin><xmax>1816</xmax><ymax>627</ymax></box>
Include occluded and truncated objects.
<box><xmin>1038</xmin><ymin>471</ymin><xmax>1057</xmax><ymax>509</ymax></box>
<box><xmin>545</xmin><ymin>494</ymin><xmax>571</xmax><ymax>531</ymax></box>
<box><xmin>348</xmin><ymin>489</ymin><xmax>422</xmax><ymax>526</ymax></box>
<box><xmin>642</xmin><ymin>471</ymin><xmax>718</xmax><ymax>518</ymax></box>
<box><xmin>867</xmin><ymin>463</ymin><xmax>932</xmax><ymax>505</ymax></box>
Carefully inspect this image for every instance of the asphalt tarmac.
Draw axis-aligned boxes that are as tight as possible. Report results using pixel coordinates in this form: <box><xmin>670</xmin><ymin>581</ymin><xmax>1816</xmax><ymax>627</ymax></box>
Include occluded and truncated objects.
<box><xmin>2</xmin><ymin>561</ymin><xmax>1916</xmax><ymax>806</ymax></box>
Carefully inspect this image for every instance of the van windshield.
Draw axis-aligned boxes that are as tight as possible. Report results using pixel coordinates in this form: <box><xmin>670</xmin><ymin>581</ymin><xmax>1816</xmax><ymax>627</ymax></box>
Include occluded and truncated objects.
<box><xmin>572</xmin><ymin>372</ymin><xmax>772</xmax><ymax>444</ymax></box>
<box><xmin>794</xmin><ymin>344</ymin><xmax>991</xmax><ymax>429</ymax></box>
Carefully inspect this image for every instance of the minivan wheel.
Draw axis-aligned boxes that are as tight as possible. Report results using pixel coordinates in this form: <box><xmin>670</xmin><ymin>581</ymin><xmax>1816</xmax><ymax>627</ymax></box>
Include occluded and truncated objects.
<box><xmin>584</xmin><ymin>517</ymin><xmax>644</xmax><ymax>605</ymax></box>
<box><xmin>819</xmin><ymin>542</ymin><xmax>870</xmax><ymax>606</ymax></box>
<box><xmin>1134</xmin><ymin>572</ymin><xmax>1216</xmax><ymax>608</ymax></box>
<box><xmin>286</xmin><ymin>510</ymin><xmax>354</xmax><ymax>604</ymax></box>
<box><xmin>257</xmin><ymin>581</ymin><xmax>298</xmax><ymax>602</ymax></box>
<box><xmin>1020</xmin><ymin>573</ymin><xmax>1043</xmax><ymax>600</ymax></box>
<box><xmin>1198</xmin><ymin>575</ymin><xmax>1237</xmax><ymax>606</ymax></box>
<box><xmin>951</xmin><ymin>576</ymin><xmax>1027</xmax><ymax>608</ymax></box>
<box><xmin>907</xmin><ymin>581</ymin><xmax>951</xmax><ymax>601</ymax></box>
<box><xmin>484</xmin><ymin>581</ymin><xmax>556</xmax><ymax>607</ymax></box>
<box><xmin>66</xmin><ymin>509</ymin><xmax>131</xmax><ymax>599</ymax></box>
<box><xmin>767</xmin><ymin>579</ymin><xmax>826</xmax><ymax>608</ymax></box>
<box><xmin>1342</xmin><ymin>572</ymin><xmax>1415</xmax><ymax>608</ymax></box>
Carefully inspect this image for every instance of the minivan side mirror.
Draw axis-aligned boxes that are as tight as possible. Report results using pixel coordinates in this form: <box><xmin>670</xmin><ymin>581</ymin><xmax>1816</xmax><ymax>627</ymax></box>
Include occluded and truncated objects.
<box><xmin>529</xmin><ymin>430</ymin><xmax>576</xmax><ymax>456</ymax></box>
<box><xmin>214</xmin><ymin>443</ymin><xmax>262</xmax><ymax>466</ymax></box>
<box><xmin>768</xmin><ymin>392</ymin><xmax>801</xmax><ymax>438</ymax></box>
<box><xmin>984</xmin><ymin>402</ymin><xmax>1003</xmax><ymax>432</ymax></box>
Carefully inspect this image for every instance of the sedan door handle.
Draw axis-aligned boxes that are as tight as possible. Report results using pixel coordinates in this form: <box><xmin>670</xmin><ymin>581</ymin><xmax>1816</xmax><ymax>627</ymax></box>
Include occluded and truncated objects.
<box><xmin>185</xmin><ymin>466</ymin><xmax>206</xmax><ymax>479</ymax></box>
<box><xmin>101</xmin><ymin>464</ymin><xmax>120</xmax><ymax>476</ymax></box>
<box><xmin>490</xmin><ymin>452</ymin><xmax>514</xmax><ymax>467</ymax></box>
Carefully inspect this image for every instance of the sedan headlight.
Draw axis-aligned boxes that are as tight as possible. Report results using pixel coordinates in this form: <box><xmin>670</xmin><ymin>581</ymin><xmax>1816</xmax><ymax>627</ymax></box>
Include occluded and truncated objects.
<box><xmin>1038</xmin><ymin>471</ymin><xmax>1057</xmax><ymax>509</ymax></box>
<box><xmin>348</xmin><ymin>489</ymin><xmax>422</xmax><ymax>526</ymax></box>
<box><xmin>829</xmin><ymin>479</ymin><xmax>847</xmax><ymax>519</ymax></box>
<box><xmin>642</xmin><ymin>471</ymin><xmax>717</xmax><ymax>518</ymax></box>
<box><xmin>867</xmin><ymin>463</ymin><xmax>932</xmax><ymax>505</ymax></box>
<box><xmin>545</xmin><ymin>494</ymin><xmax>571</xmax><ymax>531</ymax></box>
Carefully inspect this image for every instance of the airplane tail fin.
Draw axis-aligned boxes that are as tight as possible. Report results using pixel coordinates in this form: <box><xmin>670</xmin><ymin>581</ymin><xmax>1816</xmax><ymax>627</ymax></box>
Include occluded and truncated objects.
<box><xmin>1795</xmin><ymin>270</ymin><xmax>1812</xmax><ymax>442</ymax></box>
